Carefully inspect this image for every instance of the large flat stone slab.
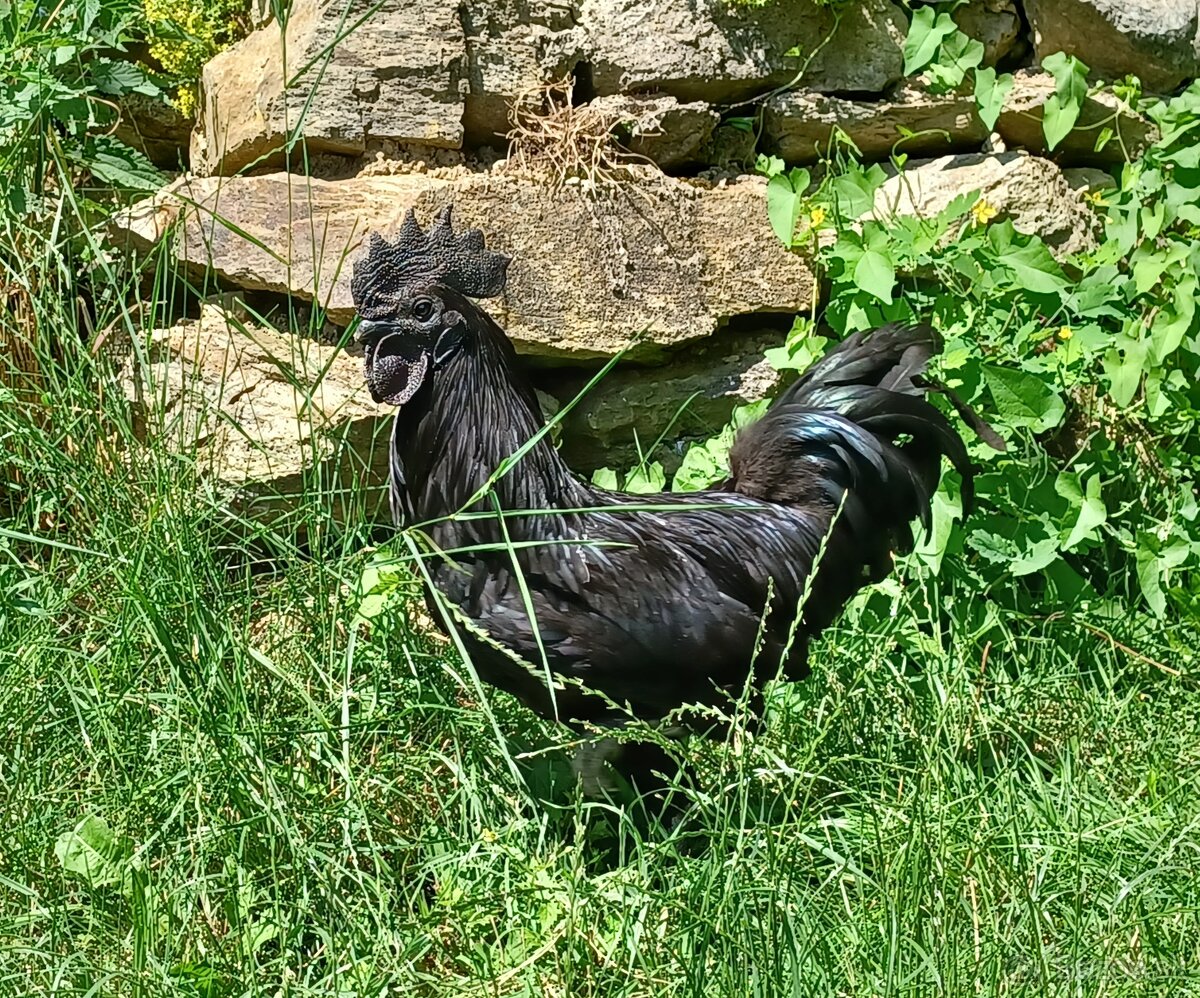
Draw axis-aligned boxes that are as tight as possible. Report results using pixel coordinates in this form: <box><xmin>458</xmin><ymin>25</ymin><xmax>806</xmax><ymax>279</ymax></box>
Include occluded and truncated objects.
<box><xmin>1025</xmin><ymin>0</ymin><xmax>1200</xmax><ymax>93</ymax></box>
<box><xmin>577</xmin><ymin>0</ymin><xmax>907</xmax><ymax>103</ymax></box>
<box><xmin>119</xmin><ymin>306</ymin><xmax>391</xmax><ymax>521</ymax></box>
<box><xmin>191</xmin><ymin>0</ymin><xmax>472</xmax><ymax>176</ymax></box>
<box><xmin>871</xmin><ymin>152</ymin><xmax>1103</xmax><ymax>258</ymax></box>
<box><xmin>115</xmin><ymin>170</ymin><xmax>817</xmax><ymax>361</ymax></box>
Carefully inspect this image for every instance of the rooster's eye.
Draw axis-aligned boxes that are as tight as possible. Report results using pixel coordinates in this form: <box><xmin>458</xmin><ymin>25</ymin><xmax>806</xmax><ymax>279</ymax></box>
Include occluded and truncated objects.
<box><xmin>413</xmin><ymin>299</ymin><xmax>434</xmax><ymax>321</ymax></box>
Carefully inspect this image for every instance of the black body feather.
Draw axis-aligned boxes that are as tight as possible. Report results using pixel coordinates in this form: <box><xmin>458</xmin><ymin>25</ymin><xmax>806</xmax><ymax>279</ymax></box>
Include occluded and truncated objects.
<box><xmin>352</xmin><ymin>209</ymin><xmax>977</xmax><ymax>783</ymax></box>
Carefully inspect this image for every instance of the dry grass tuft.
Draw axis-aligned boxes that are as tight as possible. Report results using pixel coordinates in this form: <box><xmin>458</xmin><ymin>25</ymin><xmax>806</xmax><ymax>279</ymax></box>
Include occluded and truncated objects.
<box><xmin>504</xmin><ymin>76</ymin><xmax>656</xmax><ymax>190</ymax></box>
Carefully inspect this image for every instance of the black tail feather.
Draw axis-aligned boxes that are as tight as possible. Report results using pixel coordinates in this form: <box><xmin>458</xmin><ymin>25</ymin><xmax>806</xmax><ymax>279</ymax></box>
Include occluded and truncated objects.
<box><xmin>729</xmin><ymin>324</ymin><xmax>983</xmax><ymax>599</ymax></box>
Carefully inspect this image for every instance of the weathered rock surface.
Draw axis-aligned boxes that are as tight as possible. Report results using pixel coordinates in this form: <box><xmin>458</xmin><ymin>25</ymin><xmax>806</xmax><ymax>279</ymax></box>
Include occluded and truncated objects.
<box><xmin>579</xmin><ymin>0</ymin><xmax>907</xmax><ymax>102</ymax></box>
<box><xmin>952</xmin><ymin>0</ymin><xmax>1024</xmax><ymax>66</ymax></box>
<box><xmin>114</xmin><ymin>170</ymin><xmax>817</xmax><ymax>361</ymax></box>
<box><xmin>119</xmin><ymin>305</ymin><xmax>391</xmax><ymax>520</ymax></box>
<box><xmin>764</xmin><ymin>83</ymin><xmax>987</xmax><ymax>165</ymax></box>
<box><xmin>591</xmin><ymin>94</ymin><xmax>720</xmax><ymax>170</ymax></box>
<box><xmin>1063</xmin><ymin>166</ymin><xmax>1120</xmax><ymax>195</ymax></box>
<box><xmin>459</xmin><ymin>0</ymin><xmax>580</xmax><ymax>143</ymax></box>
<box><xmin>115</xmin><ymin>93</ymin><xmax>193</xmax><ymax>170</ymax></box>
<box><xmin>541</xmin><ymin>330</ymin><xmax>788</xmax><ymax>472</ymax></box>
<box><xmin>870</xmin><ymin>152</ymin><xmax>1103</xmax><ymax>257</ymax></box>
<box><xmin>765</xmin><ymin>70</ymin><xmax>1158</xmax><ymax>168</ymax></box>
<box><xmin>995</xmin><ymin>70</ymin><xmax>1158</xmax><ymax>164</ymax></box>
<box><xmin>192</xmin><ymin>0</ymin><xmax>910</xmax><ymax>175</ymax></box>
<box><xmin>1025</xmin><ymin>0</ymin><xmax>1200</xmax><ymax>92</ymax></box>
<box><xmin>192</xmin><ymin>0</ymin><xmax>471</xmax><ymax>176</ymax></box>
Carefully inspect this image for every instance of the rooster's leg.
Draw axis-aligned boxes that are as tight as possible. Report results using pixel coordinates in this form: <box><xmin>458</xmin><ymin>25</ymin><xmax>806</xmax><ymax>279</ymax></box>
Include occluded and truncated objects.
<box><xmin>571</xmin><ymin>727</ymin><xmax>691</xmax><ymax>819</ymax></box>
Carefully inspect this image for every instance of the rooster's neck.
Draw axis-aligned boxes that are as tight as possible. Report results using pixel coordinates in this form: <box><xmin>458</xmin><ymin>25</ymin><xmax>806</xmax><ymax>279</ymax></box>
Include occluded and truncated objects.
<box><xmin>389</xmin><ymin>305</ymin><xmax>586</xmax><ymax>528</ymax></box>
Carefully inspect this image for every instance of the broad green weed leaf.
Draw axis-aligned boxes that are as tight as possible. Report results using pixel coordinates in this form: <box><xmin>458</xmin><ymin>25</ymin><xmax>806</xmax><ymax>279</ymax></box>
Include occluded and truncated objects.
<box><xmin>903</xmin><ymin>7</ymin><xmax>958</xmax><ymax>75</ymax></box>
<box><xmin>1102</xmin><ymin>337</ymin><xmax>1149</xmax><ymax>406</ymax></box>
<box><xmin>913</xmin><ymin>480</ymin><xmax>962</xmax><ymax>574</ymax></box>
<box><xmin>853</xmin><ymin>250</ymin><xmax>895</xmax><ymax>303</ymax></box>
<box><xmin>1136</xmin><ymin>542</ymin><xmax>1168</xmax><ymax>616</ymax></box>
<box><xmin>973</xmin><ymin>67</ymin><xmax>1013</xmax><ymax>130</ymax></box>
<box><xmin>55</xmin><ymin>815</ymin><xmax>128</xmax><ymax>890</ymax></box>
<box><xmin>766</xmin><ymin>175</ymin><xmax>798</xmax><ymax>245</ymax></box>
<box><xmin>91</xmin><ymin>58</ymin><xmax>160</xmax><ymax>97</ymax></box>
<box><xmin>625</xmin><ymin>462</ymin><xmax>666</xmax><ymax>494</ymax></box>
<box><xmin>673</xmin><ymin>443</ymin><xmax>725</xmax><ymax>493</ymax></box>
<box><xmin>591</xmin><ymin>467</ymin><xmax>619</xmax><ymax>491</ymax></box>
<box><xmin>1041</xmin><ymin>51</ymin><xmax>1089</xmax><ymax>150</ymax></box>
<box><xmin>926</xmin><ymin>31</ymin><xmax>984</xmax><ymax>92</ymax></box>
<box><xmin>86</xmin><ymin>136</ymin><xmax>164</xmax><ymax>190</ymax></box>
<box><xmin>1149</xmin><ymin>274</ymin><xmax>1196</xmax><ymax>363</ymax></box>
<box><xmin>988</xmin><ymin>223</ymin><xmax>1069</xmax><ymax>292</ymax></box>
<box><xmin>983</xmin><ymin>365</ymin><xmax>1065</xmax><ymax>431</ymax></box>
<box><xmin>1055</xmin><ymin>473</ymin><xmax>1107</xmax><ymax>550</ymax></box>
<box><xmin>756</xmin><ymin>153</ymin><xmax>786</xmax><ymax>178</ymax></box>
<box><xmin>831</xmin><ymin>165</ymin><xmax>886</xmax><ymax>219</ymax></box>
<box><xmin>730</xmin><ymin>399</ymin><xmax>770</xmax><ymax>428</ymax></box>
<box><xmin>1009</xmin><ymin>536</ymin><xmax>1061</xmax><ymax>576</ymax></box>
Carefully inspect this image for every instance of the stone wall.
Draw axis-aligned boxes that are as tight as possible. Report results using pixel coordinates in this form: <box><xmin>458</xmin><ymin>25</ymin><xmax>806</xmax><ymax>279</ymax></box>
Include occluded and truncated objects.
<box><xmin>112</xmin><ymin>0</ymin><xmax>1190</xmax><ymax>513</ymax></box>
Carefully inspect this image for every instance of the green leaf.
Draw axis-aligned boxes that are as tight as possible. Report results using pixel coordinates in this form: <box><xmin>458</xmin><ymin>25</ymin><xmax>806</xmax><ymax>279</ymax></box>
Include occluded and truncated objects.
<box><xmin>1009</xmin><ymin>536</ymin><xmax>1061</xmax><ymax>576</ymax></box>
<box><xmin>1136</xmin><ymin>542</ymin><xmax>1167</xmax><ymax>616</ymax></box>
<box><xmin>831</xmin><ymin>164</ymin><xmax>886</xmax><ymax>219</ymax></box>
<box><xmin>54</xmin><ymin>815</ymin><xmax>129</xmax><ymax>890</ymax></box>
<box><xmin>903</xmin><ymin>7</ymin><xmax>959</xmax><ymax>75</ymax></box>
<box><xmin>591</xmin><ymin>467</ymin><xmax>619</xmax><ymax>491</ymax></box>
<box><xmin>756</xmin><ymin>153</ymin><xmax>786</xmax><ymax>178</ymax></box>
<box><xmin>673</xmin><ymin>443</ymin><xmax>725</xmax><ymax>493</ymax></box>
<box><xmin>926</xmin><ymin>31</ymin><xmax>984</xmax><ymax>92</ymax></box>
<box><xmin>973</xmin><ymin>67</ymin><xmax>1014</xmax><ymax>131</ymax></box>
<box><xmin>766</xmin><ymin>173</ymin><xmax>802</xmax><ymax>245</ymax></box>
<box><xmin>853</xmin><ymin>249</ymin><xmax>895</xmax><ymax>303</ymax></box>
<box><xmin>81</xmin><ymin>0</ymin><xmax>101</xmax><ymax>32</ymax></box>
<box><xmin>730</xmin><ymin>399</ymin><xmax>770</xmax><ymax>429</ymax></box>
<box><xmin>91</xmin><ymin>58</ymin><xmax>161</xmax><ymax>98</ymax></box>
<box><xmin>85</xmin><ymin>135</ymin><xmax>165</xmax><ymax>190</ymax></box>
<box><xmin>983</xmin><ymin>365</ymin><xmax>1066</xmax><ymax>432</ymax></box>
<box><xmin>988</xmin><ymin>222</ymin><xmax>1069</xmax><ymax>292</ymax></box>
<box><xmin>625</xmin><ymin>462</ymin><xmax>666</xmax><ymax>495</ymax></box>
<box><xmin>913</xmin><ymin>480</ymin><xmax>962</xmax><ymax>574</ymax></box>
<box><xmin>1041</xmin><ymin>51</ymin><xmax>1089</xmax><ymax>150</ymax></box>
<box><xmin>1149</xmin><ymin>274</ymin><xmax>1196</xmax><ymax>363</ymax></box>
<box><xmin>1055</xmin><ymin>472</ymin><xmax>1107</xmax><ymax>550</ymax></box>
<box><xmin>968</xmin><ymin>529</ymin><xmax>1019</xmax><ymax>564</ymax></box>
<box><xmin>764</xmin><ymin>328</ymin><xmax>830</xmax><ymax>372</ymax></box>
<box><xmin>1102</xmin><ymin>337</ymin><xmax>1148</xmax><ymax>407</ymax></box>
<box><xmin>4</xmin><ymin>183</ymin><xmax>27</xmax><ymax>216</ymax></box>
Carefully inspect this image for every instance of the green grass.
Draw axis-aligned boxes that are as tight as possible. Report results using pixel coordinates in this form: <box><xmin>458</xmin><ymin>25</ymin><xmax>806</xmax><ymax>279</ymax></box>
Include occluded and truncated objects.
<box><xmin>2</xmin><ymin>316</ymin><xmax>1199</xmax><ymax>997</ymax></box>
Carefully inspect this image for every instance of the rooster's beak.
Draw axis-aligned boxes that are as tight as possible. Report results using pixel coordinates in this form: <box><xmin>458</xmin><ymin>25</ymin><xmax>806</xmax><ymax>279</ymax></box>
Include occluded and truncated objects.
<box><xmin>354</xmin><ymin>318</ymin><xmax>389</xmax><ymax>347</ymax></box>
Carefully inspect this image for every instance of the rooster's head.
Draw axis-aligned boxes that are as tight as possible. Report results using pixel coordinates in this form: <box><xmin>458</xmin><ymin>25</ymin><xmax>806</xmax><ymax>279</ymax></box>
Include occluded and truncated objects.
<box><xmin>351</xmin><ymin>205</ymin><xmax>510</xmax><ymax>406</ymax></box>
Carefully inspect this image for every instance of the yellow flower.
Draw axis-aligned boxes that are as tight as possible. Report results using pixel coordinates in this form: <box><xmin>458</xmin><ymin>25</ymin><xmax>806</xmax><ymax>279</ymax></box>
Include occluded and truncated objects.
<box><xmin>1057</xmin><ymin>325</ymin><xmax>1073</xmax><ymax>340</ymax></box>
<box><xmin>809</xmin><ymin>205</ymin><xmax>827</xmax><ymax>227</ymax></box>
<box><xmin>970</xmin><ymin>198</ymin><xmax>999</xmax><ymax>226</ymax></box>
<box><xmin>1088</xmin><ymin>190</ymin><xmax>1108</xmax><ymax>206</ymax></box>
<box><xmin>481</xmin><ymin>828</ymin><xmax>497</xmax><ymax>843</ymax></box>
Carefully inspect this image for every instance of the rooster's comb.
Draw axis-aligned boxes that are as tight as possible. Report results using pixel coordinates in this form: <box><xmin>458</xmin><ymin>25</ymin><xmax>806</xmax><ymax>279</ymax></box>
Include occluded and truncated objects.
<box><xmin>351</xmin><ymin>205</ymin><xmax>510</xmax><ymax>318</ymax></box>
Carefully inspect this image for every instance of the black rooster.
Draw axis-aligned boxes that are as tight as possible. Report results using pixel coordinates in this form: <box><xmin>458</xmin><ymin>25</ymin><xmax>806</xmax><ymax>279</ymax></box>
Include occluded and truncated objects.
<box><xmin>353</xmin><ymin>206</ymin><xmax>976</xmax><ymax>796</ymax></box>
